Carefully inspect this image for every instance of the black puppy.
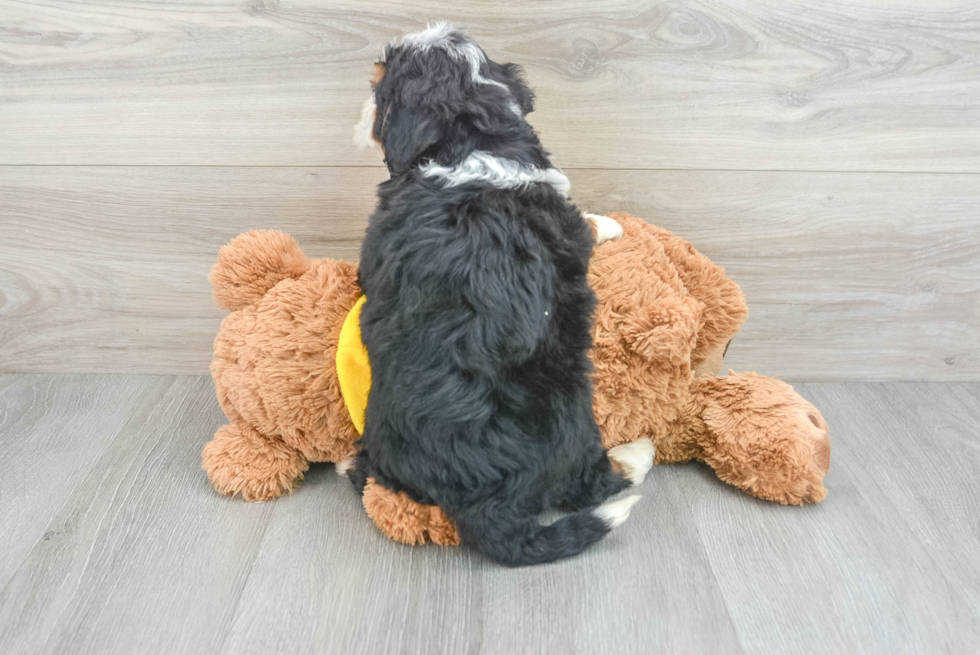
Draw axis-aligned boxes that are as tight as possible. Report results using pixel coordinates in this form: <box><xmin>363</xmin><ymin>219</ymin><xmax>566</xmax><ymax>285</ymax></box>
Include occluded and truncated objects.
<box><xmin>350</xmin><ymin>23</ymin><xmax>653</xmax><ymax>566</ymax></box>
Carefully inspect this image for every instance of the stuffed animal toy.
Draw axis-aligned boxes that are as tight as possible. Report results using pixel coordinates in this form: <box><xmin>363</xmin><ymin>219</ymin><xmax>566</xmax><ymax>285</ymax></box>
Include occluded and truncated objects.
<box><xmin>203</xmin><ymin>213</ymin><xmax>830</xmax><ymax>546</ymax></box>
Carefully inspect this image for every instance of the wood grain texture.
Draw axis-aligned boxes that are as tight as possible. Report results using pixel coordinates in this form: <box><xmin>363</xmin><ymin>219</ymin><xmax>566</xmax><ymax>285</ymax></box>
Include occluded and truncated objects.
<box><xmin>797</xmin><ymin>382</ymin><xmax>980</xmax><ymax>620</ymax></box>
<box><xmin>571</xmin><ymin>169</ymin><xmax>980</xmax><ymax>382</ymax></box>
<box><xmin>1</xmin><ymin>375</ymin><xmax>978</xmax><ymax>653</ymax></box>
<box><xmin>659</xmin><ymin>381</ymin><xmax>980</xmax><ymax>654</ymax></box>
<box><xmin>0</xmin><ymin>166</ymin><xmax>385</xmax><ymax>374</ymax></box>
<box><xmin>2</xmin><ymin>1</ymin><xmax>979</xmax><ymax>170</ymax></box>
<box><xmin>2</xmin><ymin>166</ymin><xmax>977</xmax><ymax>380</ymax></box>
<box><xmin>0</xmin><ymin>375</ymin><xmax>278</xmax><ymax>655</ymax></box>
<box><xmin>0</xmin><ymin>374</ymin><xmax>168</xmax><ymax>587</ymax></box>
<box><xmin>218</xmin><ymin>462</ymin><xmax>744</xmax><ymax>655</ymax></box>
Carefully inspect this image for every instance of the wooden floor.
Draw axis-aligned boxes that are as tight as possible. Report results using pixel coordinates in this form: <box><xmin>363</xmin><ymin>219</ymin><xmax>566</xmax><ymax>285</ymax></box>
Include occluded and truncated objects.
<box><xmin>1</xmin><ymin>374</ymin><xmax>977</xmax><ymax>654</ymax></box>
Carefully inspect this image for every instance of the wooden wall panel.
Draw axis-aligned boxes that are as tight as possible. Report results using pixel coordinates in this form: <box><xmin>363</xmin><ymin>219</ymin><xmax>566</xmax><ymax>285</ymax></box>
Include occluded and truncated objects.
<box><xmin>1</xmin><ymin>1</ymin><xmax>979</xmax><ymax>170</ymax></box>
<box><xmin>2</xmin><ymin>167</ymin><xmax>976</xmax><ymax>380</ymax></box>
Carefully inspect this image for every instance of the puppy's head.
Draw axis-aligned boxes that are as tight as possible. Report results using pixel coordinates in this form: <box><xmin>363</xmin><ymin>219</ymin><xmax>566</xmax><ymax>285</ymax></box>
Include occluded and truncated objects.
<box><xmin>353</xmin><ymin>22</ymin><xmax>535</xmax><ymax>174</ymax></box>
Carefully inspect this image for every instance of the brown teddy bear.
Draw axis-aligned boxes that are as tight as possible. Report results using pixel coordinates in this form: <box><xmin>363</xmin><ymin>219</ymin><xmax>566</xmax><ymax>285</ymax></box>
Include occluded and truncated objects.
<box><xmin>203</xmin><ymin>213</ymin><xmax>830</xmax><ymax>546</ymax></box>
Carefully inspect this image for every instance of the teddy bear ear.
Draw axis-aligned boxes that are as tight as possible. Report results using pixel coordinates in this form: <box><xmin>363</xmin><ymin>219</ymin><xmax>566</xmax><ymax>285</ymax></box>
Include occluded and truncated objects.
<box><xmin>618</xmin><ymin>296</ymin><xmax>702</xmax><ymax>366</ymax></box>
<box><xmin>210</xmin><ymin>230</ymin><xmax>309</xmax><ymax>311</ymax></box>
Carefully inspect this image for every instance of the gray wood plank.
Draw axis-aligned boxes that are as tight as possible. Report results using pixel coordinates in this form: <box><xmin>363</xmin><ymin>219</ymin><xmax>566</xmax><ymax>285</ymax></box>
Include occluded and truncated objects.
<box><xmin>219</xmin><ymin>464</ymin><xmax>742</xmax><ymax>655</ymax></box>
<box><xmin>0</xmin><ymin>374</ymin><xmax>170</xmax><ymax>587</ymax></box>
<box><xmin>0</xmin><ymin>374</ymin><xmax>740</xmax><ymax>655</ymax></box>
<box><xmin>475</xmin><ymin>474</ymin><xmax>743</xmax><ymax>655</ymax></box>
<box><xmin>2</xmin><ymin>376</ymin><xmax>979</xmax><ymax>653</ymax></box>
<box><xmin>0</xmin><ymin>165</ymin><xmax>384</xmax><ymax>375</ymax></box>
<box><xmin>797</xmin><ymin>382</ymin><xmax>980</xmax><ymax>621</ymax></box>
<box><xmin>572</xmin><ymin>170</ymin><xmax>980</xmax><ymax>382</ymax></box>
<box><xmin>673</xmin><ymin>382</ymin><xmax>980</xmax><ymax>654</ymax></box>
<box><xmin>3</xmin><ymin>167</ymin><xmax>977</xmax><ymax>380</ymax></box>
<box><xmin>214</xmin><ymin>466</ymin><xmax>488</xmax><ymax>655</ymax></box>
<box><xmin>2</xmin><ymin>1</ymin><xmax>979</xmax><ymax>170</ymax></box>
<box><xmin>0</xmin><ymin>376</ymin><xmax>276</xmax><ymax>655</ymax></box>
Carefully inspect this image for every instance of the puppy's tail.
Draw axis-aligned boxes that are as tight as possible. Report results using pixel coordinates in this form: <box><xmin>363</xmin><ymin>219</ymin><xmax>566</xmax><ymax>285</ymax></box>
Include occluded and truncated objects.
<box><xmin>454</xmin><ymin>495</ymin><xmax>640</xmax><ymax>567</ymax></box>
<box><xmin>209</xmin><ymin>230</ymin><xmax>309</xmax><ymax>311</ymax></box>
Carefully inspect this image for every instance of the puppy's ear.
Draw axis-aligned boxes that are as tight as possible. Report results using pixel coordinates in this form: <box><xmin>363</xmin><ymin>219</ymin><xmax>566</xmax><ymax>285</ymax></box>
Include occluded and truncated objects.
<box><xmin>379</xmin><ymin>104</ymin><xmax>443</xmax><ymax>175</ymax></box>
<box><xmin>497</xmin><ymin>63</ymin><xmax>535</xmax><ymax>115</ymax></box>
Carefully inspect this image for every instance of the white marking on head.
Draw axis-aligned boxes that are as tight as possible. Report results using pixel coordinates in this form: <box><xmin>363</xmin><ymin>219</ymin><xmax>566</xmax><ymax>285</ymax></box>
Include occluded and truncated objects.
<box><xmin>398</xmin><ymin>22</ymin><xmax>521</xmax><ymax>116</ymax></box>
<box><xmin>353</xmin><ymin>94</ymin><xmax>381</xmax><ymax>152</ymax></box>
<box><xmin>420</xmin><ymin>151</ymin><xmax>570</xmax><ymax>197</ymax></box>
<box><xmin>401</xmin><ymin>21</ymin><xmax>457</xmax><ymax>49</ymax></box>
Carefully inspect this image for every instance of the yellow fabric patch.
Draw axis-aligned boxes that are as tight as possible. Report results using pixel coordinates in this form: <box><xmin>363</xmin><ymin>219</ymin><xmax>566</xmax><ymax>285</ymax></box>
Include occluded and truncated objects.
<box><xmin>336</xmin><ymin>295</ymin><xmax>371</xmax><ymax>435</ymax></box>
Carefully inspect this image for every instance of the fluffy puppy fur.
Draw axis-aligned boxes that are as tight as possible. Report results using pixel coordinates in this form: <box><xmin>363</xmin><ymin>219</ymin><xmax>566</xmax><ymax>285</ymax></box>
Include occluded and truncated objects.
<box><xmin>350</xmin><ymin>23</ymin><xmax>642</xmax><ymax>567</ymax></box>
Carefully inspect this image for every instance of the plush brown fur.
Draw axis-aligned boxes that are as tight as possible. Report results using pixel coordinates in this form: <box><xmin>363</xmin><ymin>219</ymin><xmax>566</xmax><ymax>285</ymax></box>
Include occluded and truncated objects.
<box><xmin>203</xmin><ymin>215</ymin><xmax>830</xmax><ymax>544</ymax></box>
<box><xmin>205</xmin><ymin>230</ymin><xmax>361</xmax><ymax>500</ymax></box>
<box><xmin>362</xmin><ymin>478</ymin><xmax>461</xmax><ymax>546</ymax></box>
<box><xmin>587</xmin><ymin>213</ymin><xmax>829</xmax><ymax>507</ymax></box>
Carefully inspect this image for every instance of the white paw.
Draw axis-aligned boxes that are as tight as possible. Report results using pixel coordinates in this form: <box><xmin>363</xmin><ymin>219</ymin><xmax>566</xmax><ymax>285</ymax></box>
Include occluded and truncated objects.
<box><xmin>608</xmin><ymin>437</ymin><xmax>655</xmax><ymax>486</ymax></box>
<box><xmin>594</xmin><ymin>495</ymin><xmax>641</xmax><ymax>529</ymax></box>
<box><xmin>335</xmin><ymin>457</ymin><xmax>355</xmax><ymax>477</ymax></box>
<box><xmin>584</xmin><ymin>213</ymin><xmax>624</xmax><ymax>245</ymax></box>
